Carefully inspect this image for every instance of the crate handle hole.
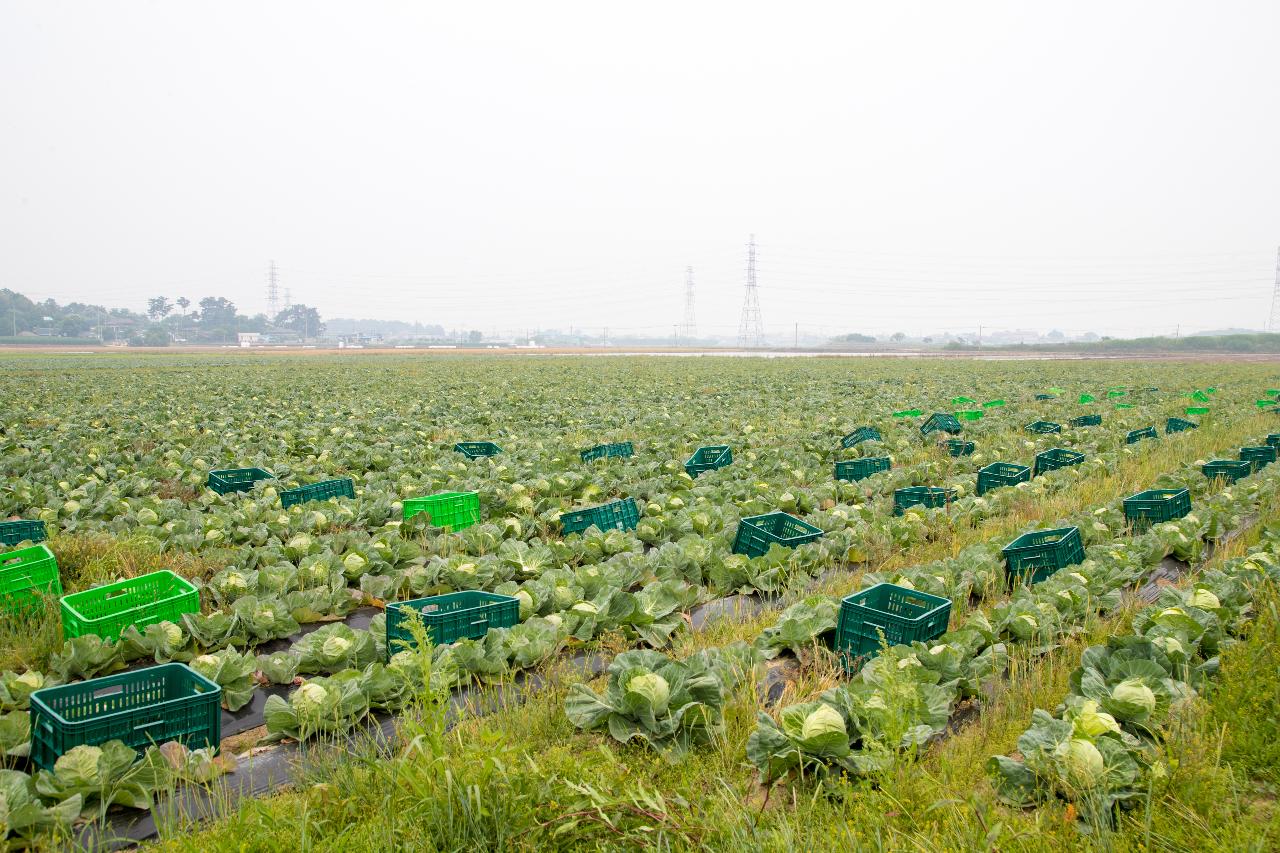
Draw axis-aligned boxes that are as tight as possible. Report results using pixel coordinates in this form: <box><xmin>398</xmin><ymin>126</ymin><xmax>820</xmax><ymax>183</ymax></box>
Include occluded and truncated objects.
<box><xmin>105</xmin><ymin>589</ymin><xmax>130</xmax><ymax>599</ymax></box>
<box><xmin>133</xmin><ymin>719</ymin><xmax>165</xmax><ymax>731</ymax></box>
<box><xmin>93</xmin><ymin>685</ymin><xmax>124</xmax><ymax>700</ymax></box>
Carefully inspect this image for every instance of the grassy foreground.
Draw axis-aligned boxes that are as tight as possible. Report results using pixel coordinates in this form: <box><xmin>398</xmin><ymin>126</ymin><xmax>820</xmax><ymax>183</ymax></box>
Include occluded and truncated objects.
<box><xmin>144</xmin><ymin>510</ymin><xmax>1280</xmax><ymax>852</ymax></box>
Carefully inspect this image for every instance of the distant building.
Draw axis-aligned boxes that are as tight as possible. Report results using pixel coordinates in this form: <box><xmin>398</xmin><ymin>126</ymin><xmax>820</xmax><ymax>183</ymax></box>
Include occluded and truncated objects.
<box><xmin>238</xmin><ymin>332</ymin><xmax>262</xmax><ymax>347</ymax></box>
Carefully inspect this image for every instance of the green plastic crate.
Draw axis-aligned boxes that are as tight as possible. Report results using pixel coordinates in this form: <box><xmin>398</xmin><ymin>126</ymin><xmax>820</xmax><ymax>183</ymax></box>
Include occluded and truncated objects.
<box><xmin>920</xmin><ymin>413</ymin><xmax>962</xmax><ymax>436</ymax></box>
<box><xmin>955</xmin><ymin>410</ymin><xmax>984</xmax><ymax>421</ymax></box>
<box><xmin>1123</xmin><ymin>488</ymin><xmax>1191</xmax><ymax>531</ymax></box>
<box><xmin>402</xmin><ymin>491</ymin><xmax>481</xmax><ymax>531</ymax></box>
<box><xmin>945</xmin><ymin>439</ymin><xmax>975</xmax><ymax>457</ymax></box>
<box><xmin>385</xmin><ymin>590</ymin><xmax>519</xmax><ymax>656</ymax></box>
<box><xmin>1126</xmin><ymin>426</ymin><xmax>1158</xmax><ymax>445</ymax></box>
<box><xmin>28</xmin><ymin>663</ymin><xmax>221</xmax><ymax>771</ymax></box>
<box><xmin>685</xmin><ymin>445</ymin><xmax>733</xmax><ymax>477</ymax></box>
<box><xmin>580</xmin><ymin>442</ymin><xmax>634</xmax><ymax>463</ymax></box>
<box><xmin>1267</xmin><ymin>434</ymin><xmax>1280</xmax><ymax>449</ymax></box>
<box><xmin>1034</xmin><ymin>394</ymin><xmax>1056</xmax><ymax>401</ymax></box>
<box><xmin>0</xmin><ymin>519</ymin><xmax>47</xmax><ymax>547</ymax></box>
<box><xmin>834</xmin><ymin>456</ymin><xmax>891</xmax><ymax>482</ymax></box>
<box><xmin>207</xmin><ymin>467</ymin><xmax>274</xmax><ymax>495</ymax></box>
<box><xmin>732</xmin><ymin>512</ymin><xmax>823</xmax><ymax>558</ymax></box>
<box><xmin>982</xmin><ymin>399</ymin><xmax>1006</xmax><ymax>408</ymax></box>
<box><xmin>976</xmin><ymin>462</ymin><xmax>1031</xmax><ymax>496</ymax></box>
<box><xmin>1034</xmin><ymin>448</ymin><xmax>1085</xmax><ymax>477</ymax></box>
<box><xmin>1165</xmin><ymin>418</ymin><xmax>1198</xmax><ymax>434</ymax></box>
<box><xmin>841</xmin><ymin>427</ymin><xmax>881</xmax><ymax>448</ymax></box>
<box><xmin>1025</xmin><ymin>420</ymin><xmax>1062</xmax><ymax>435</ymax></box>
<box><xmin>1239</xmin><ymin>445</ymin><xmax>1277</xmax><ymax>472</ymax></box>
<box><xmin>1002</xmin><ymin>526</ymin><xmax>1084</xmax><ymax>585</ymax></box>
<box><xmin>280</xmin><ymin>477</ymin><xmax>355</xmax><ymax>508</ymax></box>
<box><xmin>60</xmin><ymin>570</ymin><xmax>200</xmax><ymax>642</ymax></box>
<box><xmin>0</xmin><ymin>544</ymin><xmax>62</xmax><ymax>616</ymax></box>
<box><xmin>560</xmin><ymin>498</ymin><xmax>641</xmax><ymax>535</ymax></box>
<box><xmin>835</xmin><ymin>583</ymin><xmax>951</xmax><ymax>670</ymax></box>
<box><xmin>1185</xmin><ymin>406</ymin><xmax>1211</xmax><ymax>416</ymax></box>
<box><xmin>893</xmin><ymin>486</ymin><xmax>956</xmax><ymax>516</ymax></box>
<box><xmin>454</xmin><ymin>441</ymin><xmax>502</xmax><ymax>459</ymax></box>
<box><xmin>1069</xmin><ymin>414</ymin><xmax>1101</xmax><ymax>428</ymax></box>
<box><xmin>1202</xmin><ymin>459</ymin><xmax>1252</xmax><ymax>483</ymax></box>
<box><xmin>950</xmin><ymin>396</ymin><xmax>976</xmax><ymax>406</ymax></box>
<box><xmin>892</xmin><ymin>409</ymin><xmax>923</xmax><ymax>418</ymax></box>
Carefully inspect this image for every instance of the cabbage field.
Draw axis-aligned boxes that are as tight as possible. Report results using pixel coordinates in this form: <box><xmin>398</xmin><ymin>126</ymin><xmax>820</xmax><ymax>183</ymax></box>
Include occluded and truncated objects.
<box><xmin>3</xmin><ymin>352</ymin><xmax>1280</xmax><ymax>851</ymax></box>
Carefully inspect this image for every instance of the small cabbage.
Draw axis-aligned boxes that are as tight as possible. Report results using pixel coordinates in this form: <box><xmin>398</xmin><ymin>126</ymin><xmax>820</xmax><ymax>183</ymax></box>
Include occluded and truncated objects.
<box><xmin>627</xmin><ymin>672</ymin><xmax>670</xmax><ymax>710</ymax></box>
<box><xmin>294</xmin><ymin>682</ymin><xmax>329</xmax><ymax>716</ymax></box>
<box><xmin>1064</xmin><ymin>738</ymin><xmax>1105</xmax><ymax>786</ymax></box>
<box><xmin>15</xmin><ymin>671</ymin><xmax>44</xmax><ymax>690</ymax></box>
<box><xmin>322</xmin><ymin>636</ymin><xmax>352</xmax><ymax>659</ymax></box>
<box><xmin>1151</xmin><ymin>636</ymin><xmax>1184</xmax><ymax>657</ymax></box>
<box><xmin>571</xmin><ymin>602</ymin><xmax>599</xmax><ymax>615</ymax></box>
<box><xmin>342</xmin><ymin>553</ymin><xmax>368</xmax><ymax>575</ymax></box>
<box><xmin>1111</xmin><ymin>678</ymin><xmax>1156</xmax><ymax>715</ymax></box>
<box><xmin>137</xmin><ymin>507</ymin><xmax>159</xmax><ymax>525</ymax></box>
<box><xmin>1071</xmin><ymin>700</ymin><xmax>1121</xmax><ymax>738</ymax></box>
<box><xmin>800</xmin><ymin>704</ymin><xmax>846</xmax><ymax>742</ymax></box>
<box><xmin>515</xmin><ymin>590</ymin><xmax>534</xmax><ymax>619</ymax></box>
<box><xmin>160</xmin><ymin>622</ymin><xmax>184</xmax><ymax>647</ymax></box>
<box><xmin>545</xmin><ymin>614</ymin><xmax>563</xmax><ymax>629</ymax></box>
<box><xmin>1188</xmin><ymin>588</ymin><xmax>1220</xmax><ymax>610</ymax></box>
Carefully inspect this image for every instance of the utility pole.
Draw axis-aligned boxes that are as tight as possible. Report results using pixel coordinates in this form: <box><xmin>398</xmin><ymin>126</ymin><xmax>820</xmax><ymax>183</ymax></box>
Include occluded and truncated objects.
<box><xmin>794</xmin><ymin>322</ymin><xmax>798</xmax><ymax>350</ymax></box>
<box><xmin>737</xmin><ymin>234</ymin><xmax>764</xmax><ymax>348</ymax></box>
<box><xmin>267</xmin><ymin>260</ymin><xmax>280</xmax><ymax>318</ymax></box>
<box><xmin>11</xmin><ymin>308</ymin><xmax>16</xmax><ymax>337</ymax></box>
<box><xmin>1269</xmin><ymin>246</ymin><xmax>1280</xmax><ymax>332</ymax></box>
<box><xmin>681</xmin><ymin>266</ymin><xmax>696</xmax><ymax>341</ymax></box>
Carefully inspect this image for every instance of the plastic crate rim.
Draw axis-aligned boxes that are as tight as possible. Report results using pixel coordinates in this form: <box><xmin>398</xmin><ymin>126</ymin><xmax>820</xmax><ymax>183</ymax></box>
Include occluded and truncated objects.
<box><xmin>30</xmin><ymin>663</ymin><xmax>221</xmax><ymax>726</ymax></box>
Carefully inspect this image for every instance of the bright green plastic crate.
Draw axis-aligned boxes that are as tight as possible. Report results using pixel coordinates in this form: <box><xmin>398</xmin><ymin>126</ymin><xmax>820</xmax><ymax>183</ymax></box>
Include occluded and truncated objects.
<box><xmin>0</xmin><ymin>544</ymin><xmax>62</xmax><ymax>616</ymax></box>
<box><xmin>955</xmin><ymin>410</ymin><xmax>984</xmax><ymax>421</ymax></box>
<box><xmin>280</xmin><ymin>477</ymin><xmax>354</xmax><ymax>508</ymax></box>
<box><xmin>1002</xmin><ymin>526</ymin><xmax>1084</xmax><ymax>585</ymax></box>
<box><xmin>685</xmin><ymin>445</ymin><xmax>732</xmax><ymax>477</ymax></box>
<box><xmin>976</xmin><ymin>462</ymin><xmax>1031</xmax><ymax>496</ymax></box>
<box><xmin>385</xmin><ymin>590</ymin><xmax>520</xmax><ymax>656</ymax></box>
<box><xmin>0</xmin><ymin>519</ymin><xmax>47</xmax><ymax>547</ymax></box>
<box><xmin>732</xmin><ymin>512</ymin><xmax>823</xmax><ymax>558</ymax></box>
<box><xmin>560</xmin><ymin>498</ymin><xmax>641</xmax><ymax>535</ymax></box>
<box><xmin>454</xmin><ymin>441</ymin><xmax>502</xmax><ymax>459</ymax></box>
<box><xmin>834</xmin><ymin>456</ymin><xmax>891</xmax><ymax>482</ymax></box>
<box><xmin>28</xmin><ymin>663</ymin><xmax>221</xmax><ymax>771</ymax></box>
<box><xmin>402</xmin><ymin>491</ymin><xmax>481</xmax><ymax>531</ymax></box>
<box><xmin>835</xmin><ymin>583</ymin><xmax>951</xmax><ymax>670</ymax></box>
<box><xmin>1123</xmin><ymin>488</ymin><xmax>1191</xmax><ymax>531</ymax></box>
<box><xmin>60</xmin><ymin>570</ymin><xmax>199</xmax><ymax>642</ymax></box>
<box><xmin>207</xmin><ymin>467</ymin><xmax>274</xmax><ymax>495</ymax></box>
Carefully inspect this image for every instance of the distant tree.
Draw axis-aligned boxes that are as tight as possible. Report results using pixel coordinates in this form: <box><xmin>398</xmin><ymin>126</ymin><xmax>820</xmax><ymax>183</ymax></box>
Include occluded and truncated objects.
<box><xmin>1046</xmin><ymin>329</ymin><xmax>1066</xmax><ymax>342</ymax></box>
<box><xmin>197</xmin><ymin>297</ymin><xmax>237</xmax><ymax>326</ymax></box>
<box><xmin>147</xmin><ymin>297</ymin><xmax>173</xmax><ymax>321</ymax></box>
<box><xmin>58</xmin><ymin>314</ymin><xmax>88</xmax><ymax>337</ymax></box>
<box><xmin>467</xmin><ymin>330</ymin><xmax>483</xmax><ymax>343</ymax></box>
<box><xmin>274</xmin><ymin>304</ymin><xmax>324</xmax><ymax>338</ymax></box>
<box><xmin>129</xmin><ymin>325</ymin><xmax>170</xmax><ymax>347</ymax></box>
<box><xmin>176</xmin><ymin>296</ymin><xmax>191</xmax><ymax>316</ymax></box>
<box><xmin>890</xmin><ymin>332</ymin><xmax>906</xmax><ymax>342</ymax></box>
<box><xmin>922</xmin><ymin>336</ymin><xmax>934</xmax><ymax>344</ymax></box>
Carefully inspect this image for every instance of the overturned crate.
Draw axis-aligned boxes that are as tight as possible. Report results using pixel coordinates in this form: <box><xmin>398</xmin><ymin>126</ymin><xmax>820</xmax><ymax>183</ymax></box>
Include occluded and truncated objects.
<box><xmin>280</xmin><ymin>477</ymin><xmax>355</xmax><ymax>508</ymax></box>
<box><xmin>1165</xmin><ymin>417</ymin><xmax>1198</xmax><ymax>434</ymax></box>
<box><xmin>835</xmin><ymin>456</ymin><xmax>891</xmax><ymax>482</ymax></box>
<box><xmin>841</xmin><ymin>427</ymin><xmax>881</xmax><ymax>448</ymax></box>
<box><xmin>454</xmin><ymin>441</ymin><xmax>502</xmax><ymax>459</ymax></box>
<box><xmin>1126</xmin><ymin>426</ymin><xmax>1158</xmax><ymax>445</ymax></box>
<box><xmin>834</xmin><ymin>583</ymin><xmax>951</xmax><ymax>671</ymax></box>
<box><xmin>731</xmin><ymin>511</ymin><xmax>823</xmax><ymax>558</ymax></box>
<box><xmin>685</xmin><ymin>445</ymin><xmax>732</xmax><ymax>477</ymax></box>
<box><xmin>1002</xmin><ymin>526</ymin><xmax>1084</xmax><ymax>585</ymax></box>
<box><xmin>920</xmin><ymin>413</ymin><xmax>963</xmax><ymax>437</ymax></box>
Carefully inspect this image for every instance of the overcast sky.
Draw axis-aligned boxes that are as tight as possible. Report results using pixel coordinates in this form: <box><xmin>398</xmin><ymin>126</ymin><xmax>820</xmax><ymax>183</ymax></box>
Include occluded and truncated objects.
<box><xmin>3</xmin><ymin>1</ymin><xmax>1279</xmax><ymax>340</ymax></box>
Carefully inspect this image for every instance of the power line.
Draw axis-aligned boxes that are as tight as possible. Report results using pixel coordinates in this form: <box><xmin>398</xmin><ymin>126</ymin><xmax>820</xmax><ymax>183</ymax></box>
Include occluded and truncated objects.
<box><xmin>737</xmin><ymin>234</ymin><xmax>763</xmax><ymax>348</ymax></box>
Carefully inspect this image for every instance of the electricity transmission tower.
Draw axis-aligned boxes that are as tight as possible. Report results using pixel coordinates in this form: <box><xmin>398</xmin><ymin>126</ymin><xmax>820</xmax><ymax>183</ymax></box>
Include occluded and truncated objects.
<box><xmin>267</xmin><ymin>260</ymin><xmax>280</xmax><ymax>318</ymax></box>
<box><xmin>737</xmin><ymin>235</ymin><xmax>764</xmax><ymax>348</ymax></box>
<box><xmin>680</xmin><ymin>266</ymin><xmax>696</xmax><ymax>341</ymax></box>
<box><xmin>1269</xmin><ymin>246</ymin><xmax>1280</xmax><ymax>332</ymax></box>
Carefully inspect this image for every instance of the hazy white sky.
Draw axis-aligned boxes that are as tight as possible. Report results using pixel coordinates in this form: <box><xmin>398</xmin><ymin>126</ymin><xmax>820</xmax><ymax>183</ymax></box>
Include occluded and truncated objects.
<box><xmin>3</xmin><ymin>1</ymin><xmax>1279</xmax><ymax>340</ymax></box>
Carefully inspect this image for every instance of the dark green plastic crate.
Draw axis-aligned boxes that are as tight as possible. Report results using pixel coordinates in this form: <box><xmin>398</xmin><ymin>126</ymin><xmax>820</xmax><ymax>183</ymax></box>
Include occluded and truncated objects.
<box><xmin>685</xmin><ymin>445</ymin><xmax>732</xmax><ymax>477</ymax></box>
<box><xmin>1126</xmin><ymin>426</ymin><xmax>1158</xmax><ymax>445</ymax></box>
<box><xmin>893</xmin><ymin>486</ymin><xmax>956</xmax><ymax>516</ymax></box>
<box><xmin>1069</xmin><ymin>414</ymin><xmax>1101</xmax><ymax>428</ymax></box>
<box><xmin>403</xmin><ymin>491</ymin><xmax>481</xmax><ymax>531</ymax></box>
<box><xmin>841</xmin><ymin>427</ymin><xmax>881</xmax><ymax>448</ymax></box>
<box><xmin>835</xmin><ymin>583</ymin><xmax>951</xmax><ymax>670</ymax></box>
<box><xmin>732</xmin><ymin>511</ymin><xmax>823</xmax><ymax>558</ymax></box>
<box><xmin>945</xmin><ymin>439</ymin><xmax>976</xmax><ymax>457</ymax></box>
<box><xmin>280</xmin><ymin>477</ymin><xmax>355</xmax><ymax>508</ymax></box>
<box><xmin>1239</xmin><ymin>445</ymin><xmax>1277</xmax><ymax>472</ymax></box>
<box><xmin>580</xmin><ymin>441</ymin><xmax>634</xmax><ymax>462</ymax></box>
<box><xmin>206</xmin><ymin>467</ymin><xmax>274</xmax><ymax>495</ymax></box>
<box><xmin>834</xmin><ymin>456</ymin><xmax>891</xmax><ymax>482</ymax></box>
<box><xmin>1202</xmin><ymin>459</ymin><xmax>1252</xmax><ymax>483</ymax></box>
<box><xmin>0</xmin><ymin>519</ymin><xmax>47</xmax><ymax>547</ymax></box>
<box><xmin>1034</xmin><ymin>448</ymin><xmax>1085</xmax><ymax>477</ymax></box>
<box><xmin>920</xmin><ymin>413</ymin><xmax>963</xmax><ymax>436</ymax></box>
<box><xmin>454</xmin><ymin>441</ymin><xmax>502</xmax><ymax>459</ymax></box>
<box><xmin>1266</xmin><ymin>434</ymin><xmax>1280</xmax><ymax>449</ymax></box>
<box><xmin>385</xmin><ymin>590</ymin><xmax>519</xmax><ymax>656</ymax></box>
<box><xmin>1123</xmin><ymin>488</ymin><xmax>1191</xmax><ymax>531</ymax></box>
<box><xmin>976</xmin><ymin>462</ymin><xmax>1031</xmax><ymax>496</ymax></box>
<box><xmin>1034</xmin><ymin>393</ymin><xmax>1055</xmax><ymax>401</ymax></box>
<box><xmin>560</xmin><ymin>498</ymin><xmax>640</xmax><ymax>535</ymax></box>
<box><xmin>1025</xmin><ymin>421</ymin><xmax>1062</xmax><ymax>435</ymax></box>
<box><xmin>1166</xmin><ymin>418</ymin><xmax>1198</xmax><ymax>434</ymax></box>
<box><xmin>1002</xmin><ymin>526</ymin><xmax>1084</xmax><ymax>585</ymax></box>
<box><xmin>60</xmin><ymin>570</ymin><xmax>200</xmax><ymax>642</ymax></box>
<box><xmin>28</xmin><ymin>663</ymin><xmax>221</xmax><ymax>771</ymax></box>
<box><xmin>0</xmin><ymin>544</ymin><xmax>62</xmax><ymax>617</ymax></box>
